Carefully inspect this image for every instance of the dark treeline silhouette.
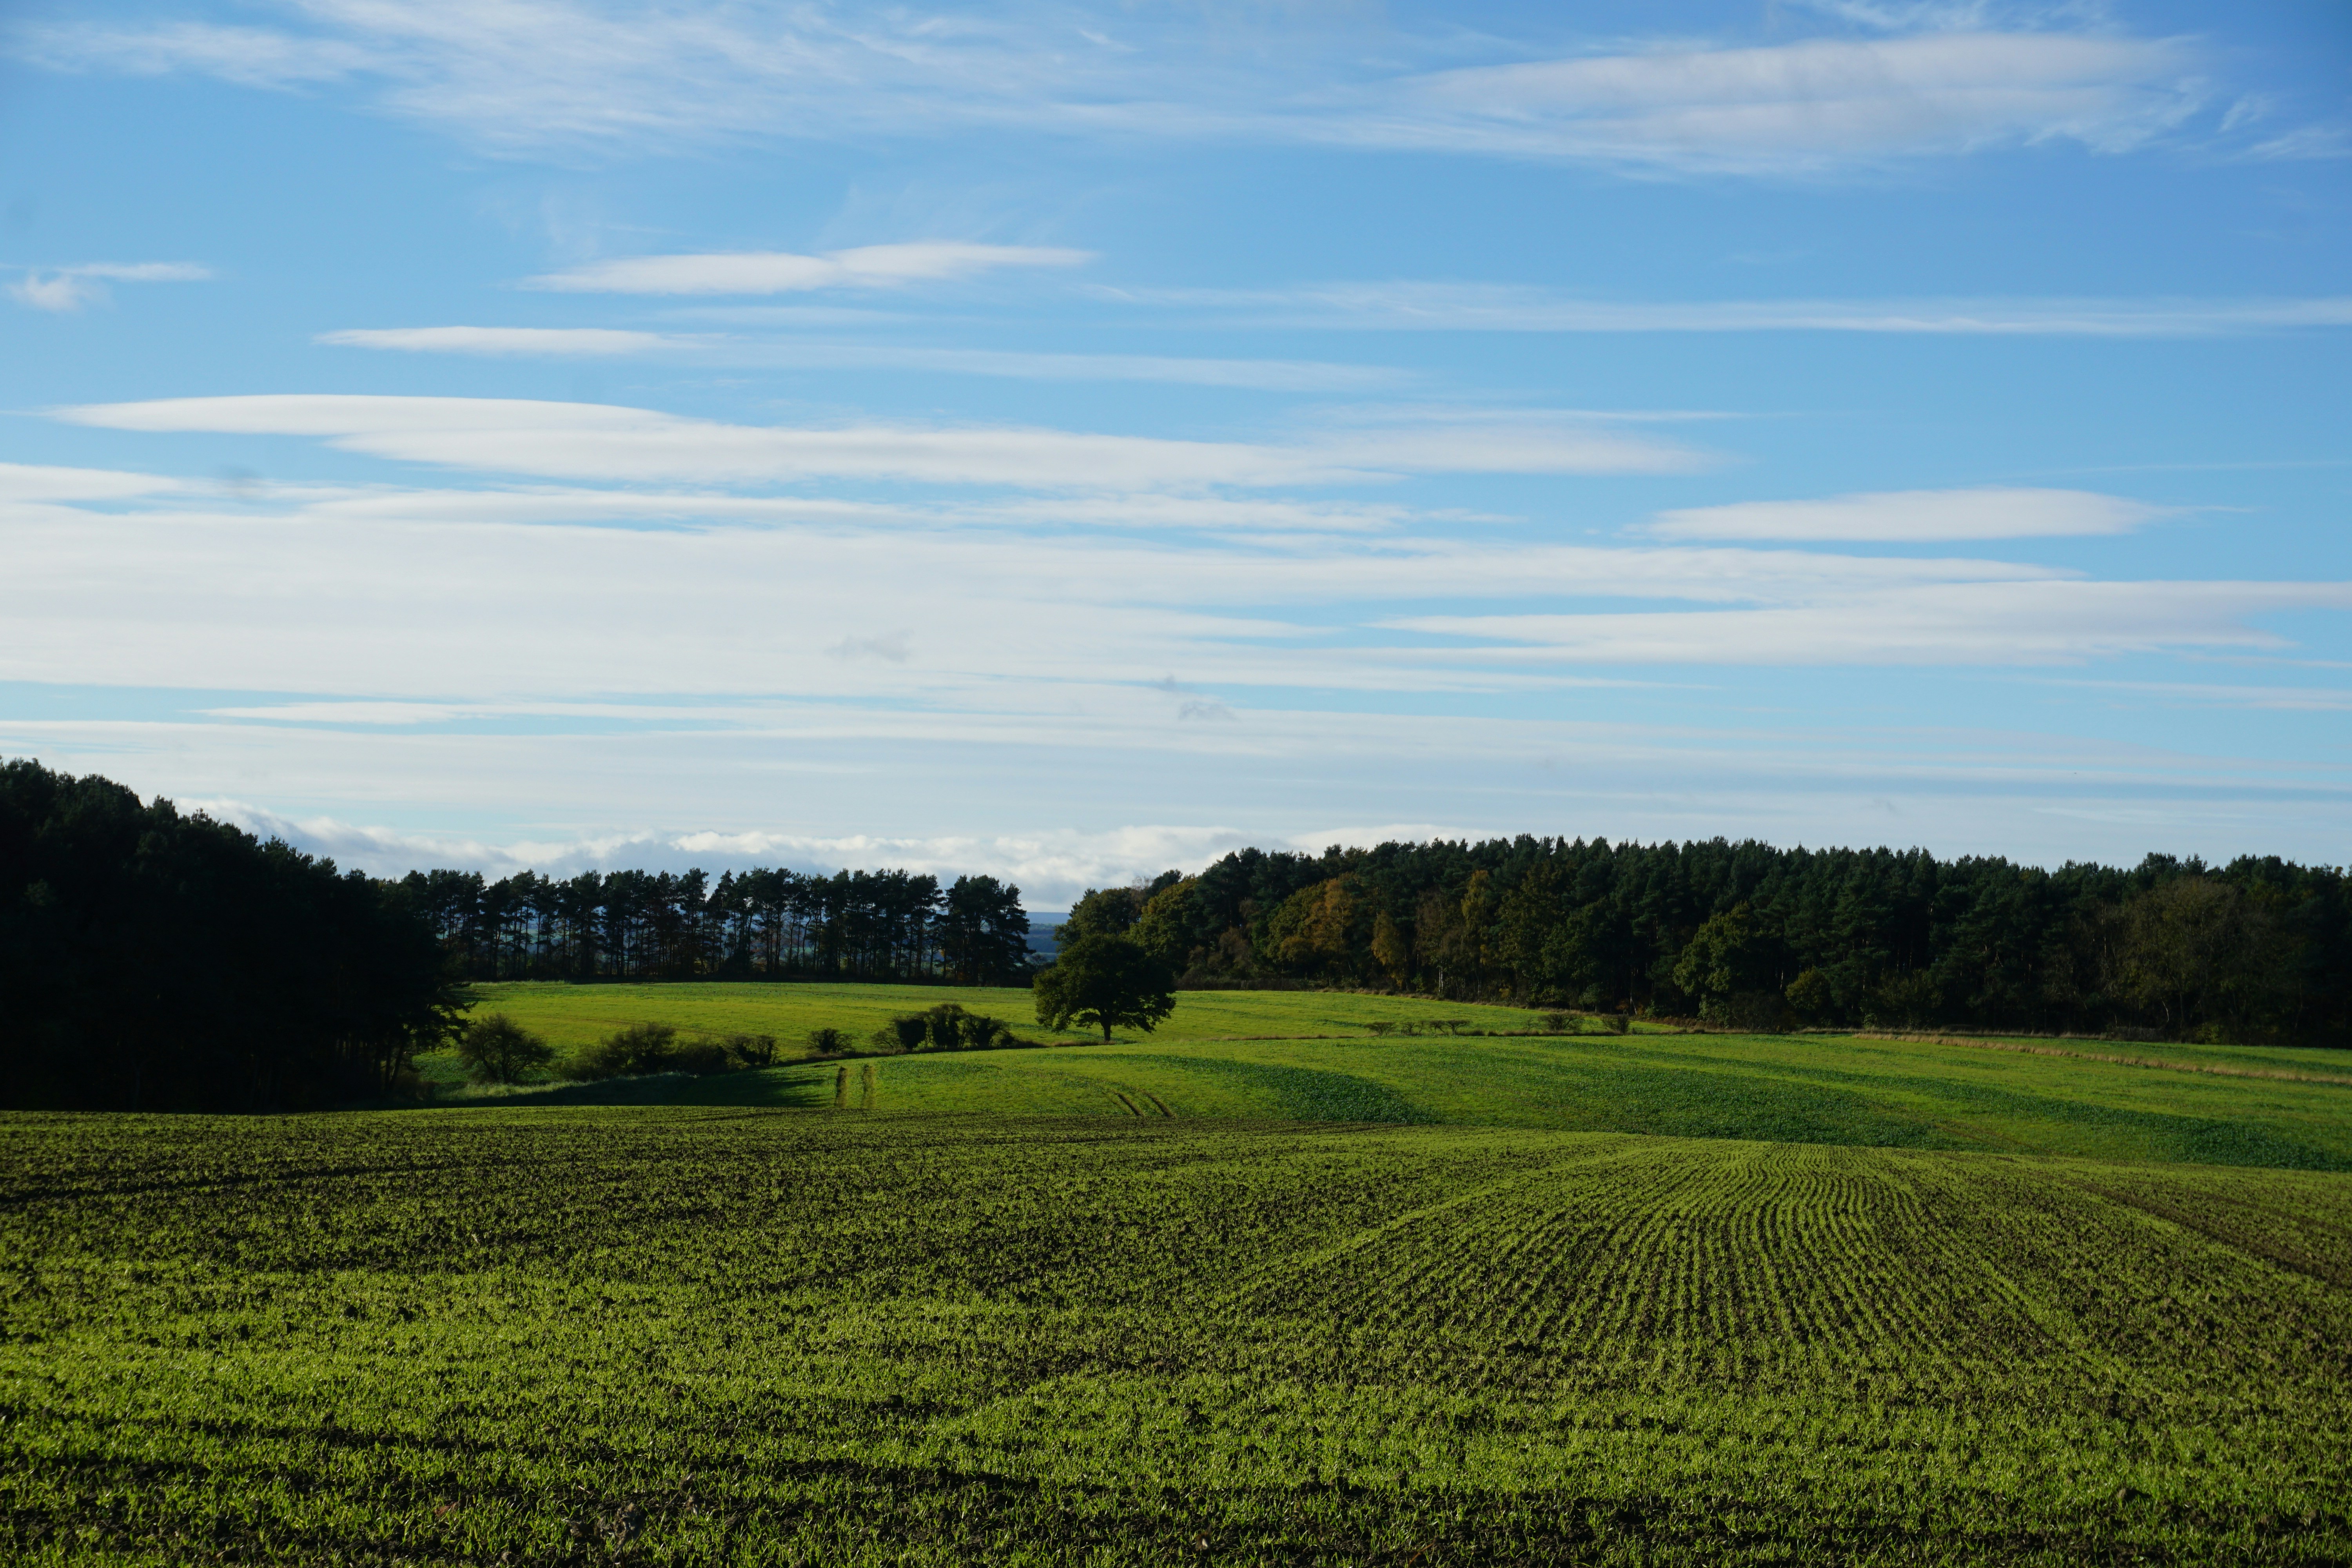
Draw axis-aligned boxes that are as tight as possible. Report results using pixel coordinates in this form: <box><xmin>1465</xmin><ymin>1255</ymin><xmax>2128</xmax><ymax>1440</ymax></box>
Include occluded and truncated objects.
<box><xmin>1061</xmin><ymin>838</ymin><xmax>2352</xmax><ymax>1044</ymax></box>
<box><xmin>400</xmin><ymin>865</ymin><xmax>1032</xmax><ymax>985</ymax></box>
<box><xmin>2</xmin><ymin>760</ymin><xmax>461</xmax><ymax>1110</ymax></box>
<box><xmin>14</xmin><ymin>749</ymin><xmax>2345</xmax><ymax>1118</ymax></box>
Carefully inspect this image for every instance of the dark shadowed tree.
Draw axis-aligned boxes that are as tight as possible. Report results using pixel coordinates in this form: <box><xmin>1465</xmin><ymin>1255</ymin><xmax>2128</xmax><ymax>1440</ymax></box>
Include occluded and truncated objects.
<box><xmin>2</xmin><ymin>758</ymin><xmax>461</xmax><ymax>1110</ymax></box>
<box><xmin>456</xmin><ymin>1013</ymin><xmax>555</xmax><ymax>1084</ymax></box>
<box><xmin>939</xmin><ymin>874</ymin><xmax>1032</xmax><ymax>984</ymax></box>
<box><xmin>1033</xmin><ymin>934</ymin><xmax>1176</xmax><ymax>1042</ymax></box>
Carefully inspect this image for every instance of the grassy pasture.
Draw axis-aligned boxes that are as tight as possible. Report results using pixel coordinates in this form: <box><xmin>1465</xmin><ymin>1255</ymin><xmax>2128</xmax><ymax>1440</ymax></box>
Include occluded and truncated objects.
<box><xmin>440</xmin><ymin>993</ymin><xmax>2352</xmax><ymax>1171</ymax></box>
<box><xmin>4</xmin><ymin>1110</ymin><xmax>2348</xmax><ymax>1565</ymax></box>
<box><xmin>450</xmin><ymin>980</ymin><xmax>1559</xmax><ymax>1056</ymax></box>
<box><xmin>442</xmin><ymin>982</ymin><xmax>2352</xmax><ymax>1169</ymax></box>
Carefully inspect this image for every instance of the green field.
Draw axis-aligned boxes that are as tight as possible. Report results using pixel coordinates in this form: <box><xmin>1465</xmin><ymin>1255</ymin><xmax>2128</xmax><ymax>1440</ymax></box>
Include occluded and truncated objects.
<box><xmin>5</xmin><ymin>1110</ymin><xmax>2348</xmax><ymax>1564</ymax></box>
<box><xmin>454</xmin><ymin>979</ymin><xmax>1558</xmax><ymax>1055</ymax></box>
<box><xmin>440</xmin><ymin>984</ymin><xmax>2352</xmax><ymax>1172</ymax></box>
<box><xmin>13</xmin><ymin>986</ymin><xmax>2352</xmax><ymax>1563</ymax></box>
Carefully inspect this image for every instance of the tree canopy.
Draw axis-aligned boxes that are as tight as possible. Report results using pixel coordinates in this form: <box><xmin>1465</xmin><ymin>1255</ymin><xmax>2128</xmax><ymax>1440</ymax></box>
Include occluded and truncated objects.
<box><xmin>1032</xmin><ymin>934</ymin><xmax>1178</xmax><ymax>1042</ymax></box>
<box><xmin>1</xmin><ymin>759</ymin><xmax>462</xmax><ymax>1110</ymax></box>
<box><xmin>398</xmin><ymin>863</ymin><xmax>1030</xmax><ymax>983</ymax></box>
<box><xmin>1075</xmin><ymin>836</ymin><xmax>2351</xmax><ymax>1044</ymax></box>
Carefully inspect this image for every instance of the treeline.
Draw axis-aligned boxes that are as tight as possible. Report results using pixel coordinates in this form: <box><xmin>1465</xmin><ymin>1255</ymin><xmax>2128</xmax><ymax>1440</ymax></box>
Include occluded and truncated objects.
<box><xmin>399</xmin><ymin>865</ymin><xmax>1032</xmax><ymax>985</ymax></box>
<box><xmin>1062</xmin><ymin>838</ymin><xmax>2352</xmax><ymax>1044</ymax></box>
<box><xmin>2</xmin><ymin>760</ymin><xmax>461</xmax><ymax>1110</ymax></box>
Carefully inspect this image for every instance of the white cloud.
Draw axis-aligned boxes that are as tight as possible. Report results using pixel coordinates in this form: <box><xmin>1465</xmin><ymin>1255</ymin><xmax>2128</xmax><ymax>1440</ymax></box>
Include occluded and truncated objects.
<box><xmin>169</xmin><ymin>797</ymin><xmax>1264</xmax><ymax>899</ymax></box>
<box><xmin>276</xmin><ymin>483</ymin><xmax>1431</xmax><ymax>536</ymax></box>
<box><xmin>1648</xmin><ymin>487</ymin><xmax>2164</xmax><ymax>541</ymax></box>
<box><xmin>8</xmin><ymin>260</ymin><xmax>210</xmax><ymax>311</ymax></box>
<box><xmin>962</xmin><ymin>494</ymin><xmax>1420</xmax><ymax>534</ymax></box>
<box><xmin>318</xmin><ymin>325</ymin><xmax>686</xmax><ymax>355</ymax></box>
<box><xmin>2055</xmin><ymin>680</ymin><xmax>2352</xmax><ymax>713</ymax></box>
<box><xmin>11</xmin><ymin>274</ymin><xmax>103</xmax><ymax>312</ymax></box>
<box><xmin>49</xmin><ymin>261</ymin><xmax>212</xmax><ymax>281</ymax></box>
<box><xmin>1391</xmin><ymin>581</ymin><xmax>2352</xmax><ymax>666</ymax></box>
<box><xmin>0</xmin><ymin>461</ymin><xmax>186</xmax><ymax>501</ymax></box>
<box><xmin>12</xmin><ymin>5</ymin><xmax>2224</xmax><ymax>176</ymax></box>
<box><xmin>1114</xmin><ymin>281</ymin><xmax>2352</xmax><ymax>336</ymax></box>
<box><xmin>2245</xmin><ymin>124</ymin><xmax>2352</xmax><ymax>162</ymax></box>
<box><xmin>525</xmin><ymin>242</ymin><xmax>1092</xmax><ymax>294</ymax></box>
<box><xmin>0</xmin><ymin>467</ymin><xmax>2330</xmax><ymax>725</ymax></box>
<box><xmin>56</xmin><ymin>394</ymin><xmax>1704</xmax><ymax>488</ymax></box>
<box><xmin>1338</xmin><ymin>33</ymin><xmax>2205</xmax><ymax>170</ymax></box>
<box><xmin>314</xmin><ymin>326</ymin><xmax>1405</xmax><ymax>390</ymax></box>
<box><xmin>13</xmin><ymin>703</ymin><xmax>2347</xmax><ymax>898</ymax></box>
<box><xmin>13</xmin><ymin>20</ymin><xmax>370</xmax><ymax>87</ymax></box>
<box><xmin>779</xmin><ymin>344</ymin><xmax>1401</xmax><ymax>391</ymax></box>
<box><xmin>828</xmin><ymin>633</ymin><xmax>911</xmax><ymax>664</ymax></box>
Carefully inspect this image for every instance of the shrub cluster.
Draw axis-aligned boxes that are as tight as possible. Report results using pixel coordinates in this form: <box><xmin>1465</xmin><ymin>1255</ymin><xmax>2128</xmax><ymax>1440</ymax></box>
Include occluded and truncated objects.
<box><xmin>456</xmin><ymin>1014</ymin><xmax>557</xmax><ymax>1084</ymax></box>
<box><xmin>870</xmin><ymin>1002</ymin><xmax>1017</xmax><ymax>1053</ymax></box>
<box><xmin>562</xmin><ymin>1022</ymin><xmax>778</xmax><ymax>1081</ymax></box>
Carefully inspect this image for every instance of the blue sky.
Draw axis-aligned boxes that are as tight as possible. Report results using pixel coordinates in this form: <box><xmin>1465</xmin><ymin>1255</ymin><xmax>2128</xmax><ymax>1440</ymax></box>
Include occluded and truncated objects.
<box><xmin>2</xmin><ymin>0</ymin><xmax>2347</xmax><ymax>900</ymax></box>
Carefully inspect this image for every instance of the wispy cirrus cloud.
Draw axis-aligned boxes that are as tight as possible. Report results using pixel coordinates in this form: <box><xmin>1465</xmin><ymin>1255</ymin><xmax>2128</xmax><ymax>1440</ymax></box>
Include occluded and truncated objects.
<box><xmin>164</xmin><ymin>792</ymin><xmax>1272</xmax><ymax>899</ymax></box>
<box><xmin>6</xmin><ymin>4</ymin><xmax>2273</xmax><ymax>174</ymax></box>
<box><xmin>56</xmin><ymin>394</ymin><xmax>1707</xmax><ymax>487</ymax></box>
<box><xmin>318</xmin><ymin>325</ymin><xmax>684</xmax><ymax>355</ymax></box>
<box><xmin>8</xmin><ymin>439</ymin><xmax>2348</xmax><ymax>883</ymax></box>
<box><xmin>1106</xmin><ymin>281</ymin><xmax>2352</xmax><ymax>337</ymax></box>
<box><xmin>0</xmin><ymin>460</ymin><xmax>188</xmax><ymax>500</ymax></box>
<box><xmin>1648</xmin><ymin>486</ymin><xmax>2166</xmax><ymax>541</ymax></box>
<box><xmin>0</xmin><ymin>460</ymin><xmax>2332</xmax><ymax>708</ymax></box>
<box><xmin>1390</xmin><ymin>581</ymin><xmax>2352</xmax><ymax>666</ymax></box>
<box><xmin>2053</xmin><ymin>679</ymin><xmax>2352</xmax><ymax>713</ymax></box>
<box><xmin>1307</xmin><ymin>32</ymin><xmax>2208</xmax><ymax>171</ymax></box>
<box><xmin>277</xmin><ymin>483</ymin><xmax>1430</xmax><ymax>535</ymax></box>
<box><xmin>524</xmin><ymin>242</ymin><xmax>1091</xmax><ymax>294</ymax></box>
<box><xmin>7</xmin><ymin>260</ymin><xmax>210</xmax><ymax>311</ymax></box>
<box><xmin>316</xmin><ymin>324</ymin><xmax>1406</xmax><ymax>390</ymax></box>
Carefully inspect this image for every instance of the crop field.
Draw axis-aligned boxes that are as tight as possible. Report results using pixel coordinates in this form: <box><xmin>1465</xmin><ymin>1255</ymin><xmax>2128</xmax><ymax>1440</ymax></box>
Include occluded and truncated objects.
<box><xmin>4</xmin><ymin>1109</ymin><xmax>2349</xmax><ymax>1565</ymax></box>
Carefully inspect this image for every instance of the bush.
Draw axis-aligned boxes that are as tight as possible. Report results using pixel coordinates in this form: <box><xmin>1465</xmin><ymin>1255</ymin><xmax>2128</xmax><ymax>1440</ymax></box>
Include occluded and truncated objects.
<box><xmin>566</xmin><ymin>1023</ymin><xmax>767</xmax><ymax>1079</ymax></box>
<box><xmin>457</xmin><ymin>1013</ymin><xmax>555</xmax><ymax>1084</ymax></box>
<box><xmin>878</xmin><ymin>1004</ymin><xmax>1016</xmax><ymax>1054</ymax></box>
<box><xmin>1702</xmin><ymin>992</ymin><xmax>1794</xmax><ymax>1034</ymax></box>
<box><xmin>1539</xmin><ymin>1011</ymin><xmax>1575</xmax><ymax>1034</ymax></box>
<box><xmin>724</xmin><ymin>1033</ymin><xmax>778</xmax><ymax>1069</ymax></box>
<box><xmin>668</xmin><ymin>1037</ymin><xmax>735</xmax><ymax>1075</ymax></box>
<box><xmin>567</xmin><ymin>1022</ymin><xmax>678</xmax><ymax>1080</ymax></box>
<box><xmin>931</xmin><ymin>1004</ymin><xmax>1011</xmax><ymax>1050</ymax></box>
<box><xmin>806</xmin><ymin>1027</ymin><xmax>849</xmax><ymax>1054</ymax></box>
<box><xmin>1785</xmin><ymin>968</ymin><xmax>1834</xmax><ymax>1023</ymax></box>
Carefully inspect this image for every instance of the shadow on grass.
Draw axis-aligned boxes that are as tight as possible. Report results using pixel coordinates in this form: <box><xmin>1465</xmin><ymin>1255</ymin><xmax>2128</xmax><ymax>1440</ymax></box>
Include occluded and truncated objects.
<box><xmin>434</xmin><ymin>1073</ymin><xmax>698</xmax><ymax>1108</ymax></box>
<box><xmin>433</xmin><ymin>1066</ymin><xmax>844</xmax><ymax>1110</ymax></box>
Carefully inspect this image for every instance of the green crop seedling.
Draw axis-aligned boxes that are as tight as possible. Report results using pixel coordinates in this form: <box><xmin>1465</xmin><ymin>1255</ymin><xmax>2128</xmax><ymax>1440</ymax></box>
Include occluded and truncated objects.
<box><xmin>5</xmin><ymin>1072</ymin><xmax>2351</xmax><ymax>1564</ymax></box>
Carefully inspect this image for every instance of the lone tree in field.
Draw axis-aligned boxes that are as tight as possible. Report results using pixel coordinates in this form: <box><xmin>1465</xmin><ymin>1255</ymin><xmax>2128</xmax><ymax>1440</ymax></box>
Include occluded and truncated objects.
<box><xmin>1033</xmin><ymin>934</ymin><xmax>1176</xmax><ymax>1042</ymax></box>
<box><xmin>456</xmin><ymin>1013</ymin><xmax>555</xmax><ymax>1084</ymax></box>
